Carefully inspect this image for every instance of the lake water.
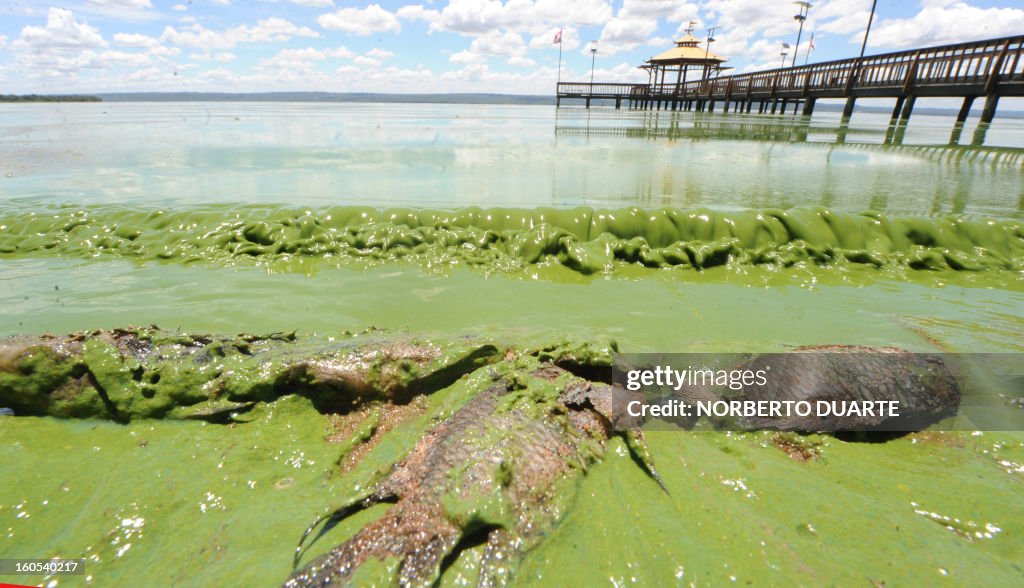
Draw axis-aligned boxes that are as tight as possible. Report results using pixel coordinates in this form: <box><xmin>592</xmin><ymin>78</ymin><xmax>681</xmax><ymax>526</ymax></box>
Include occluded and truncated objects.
<box><xmin>2</xmin><ymin>103</ymin><xmax>1024</xmax><ymax>217</ymax></box>
<box><xmin>1</xmin><ymin>102</ymin><xmax>1023</xmax><ymax>586</ymax></box>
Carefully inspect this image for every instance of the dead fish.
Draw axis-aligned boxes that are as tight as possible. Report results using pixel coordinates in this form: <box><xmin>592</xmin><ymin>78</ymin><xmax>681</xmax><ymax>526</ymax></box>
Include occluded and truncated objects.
<box><xmin>285</xmin><ymin>366</ymin><xmax>663</xmax><ymax>587</ymax></box>
<box><xmin>736</xmin><ymin>345</ymin><xmax>961</xmax><ymax>431</ymax></box>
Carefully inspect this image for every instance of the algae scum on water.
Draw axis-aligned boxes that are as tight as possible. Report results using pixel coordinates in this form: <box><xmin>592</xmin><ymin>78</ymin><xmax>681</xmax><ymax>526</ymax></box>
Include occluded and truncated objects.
<box><xmin>2</xmin><ymin>103</ymin><xmax>1024</xmax><ymax>586</ymax></box>
<box><xmin>2</xmin><ymin>329</ymin><xmax>1023</xmax><ymax>586</ymax></box>
<box><xmin>1</xmin><ymin>205</ymin><xmax>1022</xmax><ymax>278</ymax></box>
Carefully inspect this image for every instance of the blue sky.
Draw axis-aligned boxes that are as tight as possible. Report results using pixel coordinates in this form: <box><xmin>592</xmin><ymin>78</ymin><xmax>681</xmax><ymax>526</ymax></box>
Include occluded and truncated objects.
<box><xmin>1</xmin><ymin>1</ymin><xmax>1023</xmax><ymax>94</ymax></box>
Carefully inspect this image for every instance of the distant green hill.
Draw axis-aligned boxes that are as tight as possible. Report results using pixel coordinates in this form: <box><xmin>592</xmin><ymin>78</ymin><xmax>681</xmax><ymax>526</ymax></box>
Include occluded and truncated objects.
<box><xmin>0</xmin><ymin>94</ymin><xmax>102</xmax><ymax>102</ymax></box>
<box><xmin>96</xmin><ymin>92</ymin><xmax>554</xmax><ymax>105</ymax></box>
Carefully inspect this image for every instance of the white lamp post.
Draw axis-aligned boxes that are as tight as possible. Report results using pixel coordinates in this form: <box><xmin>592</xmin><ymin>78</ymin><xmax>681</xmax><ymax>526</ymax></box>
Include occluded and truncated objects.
<box><xmin>589</xmin><ymin>40</ymin><xmax>598</xmax><ymax>85</ymax></box>
<box><xmin>791</xmin><ymin>2</ymin><xmax>812</xmax><ymax>68</ymax></box>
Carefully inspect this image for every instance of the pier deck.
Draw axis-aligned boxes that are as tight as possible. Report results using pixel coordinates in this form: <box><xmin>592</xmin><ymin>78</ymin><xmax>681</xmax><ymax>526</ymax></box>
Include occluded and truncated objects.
<box><xmin>557</xmin><ymin>35</ymin><xmax>1024</xmax><ymax>124</ymax></box>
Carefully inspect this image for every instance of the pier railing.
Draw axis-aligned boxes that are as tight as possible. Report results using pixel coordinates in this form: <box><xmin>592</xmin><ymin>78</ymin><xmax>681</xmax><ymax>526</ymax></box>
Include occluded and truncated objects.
<box><xmin>558</xmin><ymin>34</ymin><xmax>1024</xmax><ymax>105</ymax></box>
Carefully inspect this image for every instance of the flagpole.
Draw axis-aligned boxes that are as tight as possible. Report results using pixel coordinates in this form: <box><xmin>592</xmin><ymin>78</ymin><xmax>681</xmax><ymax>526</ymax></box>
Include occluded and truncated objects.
<box><xmin>556</xmin><ymin>28</ymin><xmax>563</xmax><ymax>85</ymax></box>
<box><xmin>804</xmin><ymin>33</ymin><xmax>813</xmax><ymax>65</ymax></box>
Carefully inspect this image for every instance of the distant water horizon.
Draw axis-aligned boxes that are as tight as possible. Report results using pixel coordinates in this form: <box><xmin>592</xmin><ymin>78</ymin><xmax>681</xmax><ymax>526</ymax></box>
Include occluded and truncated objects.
<box><xmin>4</xmin><ymin>91</ymin><xmax>1023</xmax><ymax>118</ymax></box>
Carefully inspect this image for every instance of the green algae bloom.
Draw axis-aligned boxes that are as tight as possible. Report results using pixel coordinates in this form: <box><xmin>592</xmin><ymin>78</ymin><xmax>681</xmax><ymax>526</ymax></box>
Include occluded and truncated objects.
<box><xmin>2</xmin><ymin>205</ymin><xmax>1021</xmax><ymax>277</ymax></box>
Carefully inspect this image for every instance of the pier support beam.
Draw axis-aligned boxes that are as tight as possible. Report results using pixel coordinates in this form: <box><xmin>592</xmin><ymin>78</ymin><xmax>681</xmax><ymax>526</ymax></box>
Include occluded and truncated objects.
<box><xmin>980</xmin><ymin>94</ymin><xmax>1000</xmax><ymax>124</ymax></box>
<box><xmin>971</xmin><ymin>124</ymin><xmax>990</xmax><ymax>146</ymax></box>
<box><xmin>842</xmin><ymin>96</ymin><xmax>856</xmax><ymax>120</ymax></box>
<box><xmin>956</xmin><ymin>96</ymin><xmax>975</xmax><ymax>123</ymax></box>
<box><xmin>899</xmin><ymin>95</ymin><xmax>917</xmax><ymax>123</ymax></box>
<box><xmin>802</xmin><ymin>98</ymin><xmax>816</xmax><ymax>116</ymax></box>
<box><xmin>890</xmin><ymin>96</ymin><xmax>906</xmax><ymax>124</ymax></box>
<box><xmin>949</xmin><ymin>123</ymin><xmax>964</xmax><ymax>145</ymax></box>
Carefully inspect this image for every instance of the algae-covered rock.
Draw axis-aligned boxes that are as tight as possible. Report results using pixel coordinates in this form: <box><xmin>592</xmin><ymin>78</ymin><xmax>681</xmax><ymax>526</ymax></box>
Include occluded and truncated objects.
<box><xmin>0</xmin><ymin>328</ymin><xmax>501</xmax><ymax>420</ymax></box>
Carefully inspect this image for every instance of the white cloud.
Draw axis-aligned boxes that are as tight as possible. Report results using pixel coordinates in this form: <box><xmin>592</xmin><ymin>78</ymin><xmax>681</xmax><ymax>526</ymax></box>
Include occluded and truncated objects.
<box><xmin>173</xmin><ymin>4</ymin><xmax>188</xmax><ymax>11</ymax></box>
<box><xmin>190</xmin><ymin>52</ymin><xmax>236</xmax><ymax>62</ymax></box>
<box><xmin>598</xmin><ymin>17</ymin><xmax>659</xmax><ymax>56</ymax></box>
<box><xmin>366</xmin><ymin>48</ymin><xmax>395</xmax><ymax>59</ymax></box>
<box><xmin>450</xmin><ymin>50</ymin><xmax>485</xmax><ymax>64</ymax></box>
<box><xmin>396</xmin><ymin>5</ymin><xmax>440</xmax><ymax>24</ymax></box>
<box><xmin>318</xmin><ymin>4</ymin><xmax>402</xmax><ymax>35</ymax></box>
<box><xmin>325</xmin><ymin>47</ymin><xmax>356</xmax><ymax>58</ymax></box>
<box><xmin>16</xmin><ymin>8</ymin><xmax>108</xmax><ymax>50</ymax></box>
<box><xmin>507</xmin><ymin>55</ymin><xmax>536</xmax><ymax>67</ymax></box>
<box><xmin>446</xmin><ymin>28</ymin><xmax>534</xmax><ymax>68</ymax></box>
<box><xmin>258</xmin><ymin>46</ymin><xmax>356</xmax><ymax>74</ymax></box>
<box><xmin>14</xmin><ymin>48</ymin><xmax>152</xmax><ymax>77</ymax></box>
<box><xmin>290</xmin><ymin>0</ymin><xmax>334</xmax><ymax>6</ymax></box>
<box><xmin>161</xmin><ymin>17</ymin><xmax>319</xmax><ymax>49</ymax></box>
<box><xmin>239</xmin><ymin>18</ymin><xmax>320</xmax><ymax>42</ymax></box>
<box><xmin>354</xmin><ymin>55</ymin><xmax>382</xmax><ymax>67</ymax></box>
<box><xmin>113</xmin><ymin>33</ymin><xmax>159</xmax><ymax>47</ymax></box>
<box><xmin>87</xmin><ymin>0</ymin><xmax>153</xmax><ymax>8</ymax></box>
<box><xmin>868</xmin><ymin>1</ymin><xmax>1024</xmax><ymax>49</ymax></box>
<box><xmin>407</xmin><ymin>0</ymin><xmax>616</xmax><ymax>35</ymax></box>
<box><xmin>161</xmin><ymin>24</ymin><xmax>232</xmax><ymax>49</ymax></box>
<box><xmin>533</xmin><ymin>0</ymin><xmax>617</xmax><ymax>27</ymax></box>
<box><xmin>470</xmin><ymin>30</ymin><xmax>527</xmax><ymax>56</ymax></box>
<box><xmin>148</xmin><ymin>45</ymin><xmax>181</xmax><ymax>58</ymax></box>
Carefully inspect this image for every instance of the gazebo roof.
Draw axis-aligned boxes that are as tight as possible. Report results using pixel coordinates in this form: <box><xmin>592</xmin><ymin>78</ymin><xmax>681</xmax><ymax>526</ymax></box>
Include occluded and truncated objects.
<box><xmin>674</xmin><ymin>34</ymin><xmax>702</xmax><ymax>46</ymax></box>
<box><xmin>645</xmin><ymin>35</ymin><xmax>727</xmax><ymax>66</ymax></box>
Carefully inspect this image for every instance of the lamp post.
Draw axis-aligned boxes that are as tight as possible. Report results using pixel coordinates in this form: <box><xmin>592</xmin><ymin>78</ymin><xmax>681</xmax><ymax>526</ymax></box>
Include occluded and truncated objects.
<box><xmin>780</xmin><ymin>43</ymin><xmax>790</xmax><ymax>68</ymax></box>
<box><xmin>791</xmin><ymin>2</ymin><xmax>812</xmax><ymax>68</ymax></box>
<box><xmin>859</xmin><ymin>0</ymin><xmax>878</xmax><ymax>59</ymax></box>
<box><xmin>589</xmin><ymin>40</ymin><xmax>598</xmax><ymax>85</ymax></box>
<box><xmin>702</xmin><ymin>26</ymin><xmax>717</xmax><ymax>81</ymax></box>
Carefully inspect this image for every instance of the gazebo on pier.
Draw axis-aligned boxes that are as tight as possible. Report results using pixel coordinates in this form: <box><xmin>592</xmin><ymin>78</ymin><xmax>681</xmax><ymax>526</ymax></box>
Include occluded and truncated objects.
<box><xmin>641</xmin><ymin>33</ymin><xmax>729</xmax><ymax>95</ymax></box>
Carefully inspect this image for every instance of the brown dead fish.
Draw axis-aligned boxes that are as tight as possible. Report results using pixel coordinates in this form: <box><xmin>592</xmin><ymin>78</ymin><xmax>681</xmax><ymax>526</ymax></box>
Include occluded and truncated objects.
<box><xmin>738</xmin><ymin>345</ymin><xmax>961</xmax><ymax>431</ymax></box>
<box><xmin>285</xmin><ymin>365</ymin><xmax>662</xmax><ymax>588</ymax></box>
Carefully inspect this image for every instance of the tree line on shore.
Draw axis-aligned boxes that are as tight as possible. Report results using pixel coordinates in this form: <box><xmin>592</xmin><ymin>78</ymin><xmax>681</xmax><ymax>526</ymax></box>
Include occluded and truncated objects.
<box><xmin>0</xmin><ymin>95</ymin><xmax>102</xmax><ymax>102</ymax></box>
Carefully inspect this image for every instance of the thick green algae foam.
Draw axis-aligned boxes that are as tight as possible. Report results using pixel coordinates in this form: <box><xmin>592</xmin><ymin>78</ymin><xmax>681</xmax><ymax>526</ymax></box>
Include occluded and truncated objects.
<box><xmin>2</xmin><ymin>395</ymin><xmax>1023</xmax><ymax>587</ymax></box>
<box><xmin>2</xmin><ymin>205</ymin><xmax>1021</xmax><ymax>278</ymax></box>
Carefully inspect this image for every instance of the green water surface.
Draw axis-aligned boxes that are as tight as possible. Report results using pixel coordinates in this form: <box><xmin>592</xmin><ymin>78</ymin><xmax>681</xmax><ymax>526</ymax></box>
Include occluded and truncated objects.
<box><xmin>2</xmin><ymin>103</ymin><xmax>1023</xmax><ymax>587</ymax></box>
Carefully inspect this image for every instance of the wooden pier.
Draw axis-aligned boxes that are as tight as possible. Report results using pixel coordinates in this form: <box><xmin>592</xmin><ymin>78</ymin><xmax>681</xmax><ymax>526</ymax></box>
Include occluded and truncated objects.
<box><xmin>557</xmin><ymin>35</ymin><xmax>1024</xmax><ymax>125</ymax></box>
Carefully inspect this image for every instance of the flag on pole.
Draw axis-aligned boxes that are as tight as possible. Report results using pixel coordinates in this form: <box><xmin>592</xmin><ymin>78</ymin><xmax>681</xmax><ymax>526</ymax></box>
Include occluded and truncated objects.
<box><xmin>555</xmin><ymin>28</ymin><xmax>564</xmax><ymax>85</ymax></box>
<box><xmin>809</xmin><ymin>33</ymin><xmax>815</xmax><ymax>52</ymax></box>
